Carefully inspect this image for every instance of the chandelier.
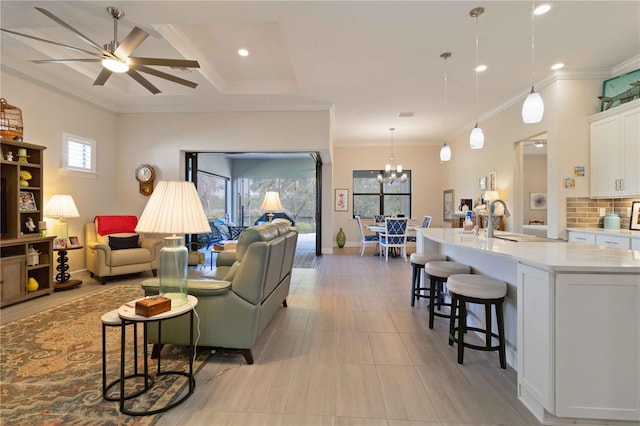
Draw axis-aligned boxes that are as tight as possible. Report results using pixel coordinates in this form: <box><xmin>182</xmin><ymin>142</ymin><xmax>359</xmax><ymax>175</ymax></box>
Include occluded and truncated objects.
<box><xmin>377</xmin><ymin>127</ymin><xmax>407</xmax><ymax>184</ymax></box>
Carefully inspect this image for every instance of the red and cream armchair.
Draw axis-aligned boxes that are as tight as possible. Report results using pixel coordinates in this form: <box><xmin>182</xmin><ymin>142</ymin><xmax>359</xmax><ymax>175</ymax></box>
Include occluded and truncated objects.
<box><xmin>85</xmin><ymin>215</ymin><xmax>162</xmax><ymax>284</ymax></box>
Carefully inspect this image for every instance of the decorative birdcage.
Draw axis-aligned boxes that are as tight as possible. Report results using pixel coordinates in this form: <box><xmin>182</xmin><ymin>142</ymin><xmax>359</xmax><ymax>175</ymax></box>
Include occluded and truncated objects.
<box><xmin>0</xmin><ymin>98</ymin><xmax>24</xmax><ymax>140</ymax></box>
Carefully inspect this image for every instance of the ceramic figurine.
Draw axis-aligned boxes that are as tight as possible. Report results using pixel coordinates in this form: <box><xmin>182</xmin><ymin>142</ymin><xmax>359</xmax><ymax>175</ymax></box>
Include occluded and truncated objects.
<box><xmin>6</xmin><ymin>151</ymin><xmax>13</xmax><ymax>161</ymax></box>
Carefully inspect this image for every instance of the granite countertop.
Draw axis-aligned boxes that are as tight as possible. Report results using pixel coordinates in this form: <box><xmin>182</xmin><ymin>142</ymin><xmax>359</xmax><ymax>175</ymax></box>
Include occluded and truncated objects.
<box><xmin>417</xmin><ymin>228</ymin><xmax>640</xmax><ymax>273</ymax></box>
<box><xmin>567</xmin><ymin>227</ymin><xmax>640</xmax><ymax>238</ymax></box>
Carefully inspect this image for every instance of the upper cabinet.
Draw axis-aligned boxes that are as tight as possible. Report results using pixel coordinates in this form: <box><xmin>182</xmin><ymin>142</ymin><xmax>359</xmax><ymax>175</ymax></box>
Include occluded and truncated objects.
<box><xmin>589</xmin><ymin>100</ymin><xmax>640</xmax><ymax>198</ymax></box>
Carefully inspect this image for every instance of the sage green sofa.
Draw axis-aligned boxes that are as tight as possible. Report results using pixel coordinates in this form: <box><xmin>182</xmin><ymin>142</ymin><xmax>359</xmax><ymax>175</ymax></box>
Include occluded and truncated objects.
<box><xmin>141</xmin><ymin>222</ymin><xmax>298</xmax><ymax>364</ymax></box>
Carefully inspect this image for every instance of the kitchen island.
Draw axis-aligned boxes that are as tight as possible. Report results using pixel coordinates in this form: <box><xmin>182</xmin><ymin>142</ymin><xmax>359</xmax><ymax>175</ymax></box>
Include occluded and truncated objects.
<box><xmin>416</xmin><ymin>227</ymin><xmax>640</xmax><ymax>424</ymax></box>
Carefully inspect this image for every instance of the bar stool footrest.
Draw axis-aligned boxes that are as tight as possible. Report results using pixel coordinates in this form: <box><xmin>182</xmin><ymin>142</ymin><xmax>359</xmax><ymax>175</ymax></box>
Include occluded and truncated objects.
<box><xmin>449</xmin><ymin>326</ymin><xmax>501</xmax><ymax>352</ymax></box>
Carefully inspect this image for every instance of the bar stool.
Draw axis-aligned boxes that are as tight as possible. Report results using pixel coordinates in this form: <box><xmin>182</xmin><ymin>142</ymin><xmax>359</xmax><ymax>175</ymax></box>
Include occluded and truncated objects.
<box><xmin>424</xmin><ymin>261</ymin><xmax>471</xmax><ymax>328</ymax></box>
<box><xmin>101</xmin><ymin>309</ymin><xmax>153</xmax><ymax>401</ymax></box>
<box><xmin>446</xmin><ymin>274</ymin><xmax>507</xmax><ymax>369</ymax></box>
<box><xmin>409</xmin><ymin>253</ymin><xmax>446</xmax><ymax>306</ymax></box>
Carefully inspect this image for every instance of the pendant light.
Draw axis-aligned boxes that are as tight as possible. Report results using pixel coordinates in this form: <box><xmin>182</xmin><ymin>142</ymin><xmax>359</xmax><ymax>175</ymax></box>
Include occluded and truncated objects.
<box><xmin>469</xmin><ymin>7</ymin><xmax>485</xmax><ymax>149</ymax></box>
<box><xmin>440</xmin><ymin>52</ymin><xmax>452</xmax><ymax>162</ymax></box>
<box><xmin>522</xmin><ymin>1</ymin><xmax>544</xmax><ymax>123</ymax></box>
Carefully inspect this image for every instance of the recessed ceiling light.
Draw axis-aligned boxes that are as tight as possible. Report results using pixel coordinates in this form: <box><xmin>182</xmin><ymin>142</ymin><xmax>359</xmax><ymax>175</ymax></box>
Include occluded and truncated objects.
<box><xmin>238</xmin><ymin>48</ymin><xmax>249</xmax><ymax>57</ymax></box>
<box><xmin>534</xmin><ymin>4</ymin><xmax>551</xmax><ymax>15</ymax></box>
<box><xmin>475</xmin><ymin>64</ymin><xmax>487</xmax><ymax>72</ymax></box>
<box><xmin>551</xmin><ymin>63</ymin><xmax>565</xmax><ymax>70</ymax></box>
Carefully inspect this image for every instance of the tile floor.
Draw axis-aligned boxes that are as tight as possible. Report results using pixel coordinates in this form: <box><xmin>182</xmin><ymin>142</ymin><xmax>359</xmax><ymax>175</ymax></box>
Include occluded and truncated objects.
<box><xmin>158</xmin><ymin>248</ymin><xmax>541</xmax><ymax>426</ymax></box>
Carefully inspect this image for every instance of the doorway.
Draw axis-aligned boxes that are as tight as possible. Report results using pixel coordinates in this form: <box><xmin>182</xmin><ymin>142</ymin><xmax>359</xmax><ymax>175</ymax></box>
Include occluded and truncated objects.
<box><xmin>185</xmin><ymin>151</ymin><xmax>322</xmax><ymax>263</ymax></box>
<box><xmin>516</xmin><ymin>134</ymin><xmax>548</xmax><ymax>236</ymax></box>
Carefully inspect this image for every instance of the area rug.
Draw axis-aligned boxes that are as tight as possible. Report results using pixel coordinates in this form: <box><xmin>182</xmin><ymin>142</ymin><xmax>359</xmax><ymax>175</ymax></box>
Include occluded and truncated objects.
<box><xmin>0</xmin><ymin>285</ymin><xmax>211</xmax><ymax>426</ymax></box>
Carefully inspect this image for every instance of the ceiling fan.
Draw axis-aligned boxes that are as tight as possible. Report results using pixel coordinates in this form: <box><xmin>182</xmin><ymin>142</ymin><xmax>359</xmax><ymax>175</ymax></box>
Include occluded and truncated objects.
<box><xmin>0</xmin><ymin>6</ymin><xmax>200</xmax><ymax>94</ymax></box>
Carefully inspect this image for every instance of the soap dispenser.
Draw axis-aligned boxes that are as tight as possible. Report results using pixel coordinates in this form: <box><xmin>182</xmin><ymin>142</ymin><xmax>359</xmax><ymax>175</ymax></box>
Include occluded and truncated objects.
<box><xmin>463</xmin><ymin>211</ymin><xmax>474</xmax><ymax>231</ymax></box>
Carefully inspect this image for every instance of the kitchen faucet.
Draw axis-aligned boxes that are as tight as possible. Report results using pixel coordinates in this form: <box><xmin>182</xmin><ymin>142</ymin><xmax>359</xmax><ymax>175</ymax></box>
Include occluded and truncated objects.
<box><xmin>487</xmin><ymin>199</ymin><xmax>511</xmax><ymax>238</ymax></box>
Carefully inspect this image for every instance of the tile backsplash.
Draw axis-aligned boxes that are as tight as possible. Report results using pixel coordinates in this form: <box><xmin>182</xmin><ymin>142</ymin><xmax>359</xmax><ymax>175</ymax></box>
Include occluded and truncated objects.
<box><xmin>566</xmin><ymin>197</ymin><xmax>639</xmax><ymax>229</ymax></box>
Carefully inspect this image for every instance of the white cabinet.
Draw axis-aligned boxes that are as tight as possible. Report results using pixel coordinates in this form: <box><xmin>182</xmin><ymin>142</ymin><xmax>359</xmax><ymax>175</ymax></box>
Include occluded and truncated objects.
<box><xmin>595</xmin><ymin>234</ymin><xmax>631</xmax><ymax>249</ymax></box>
<box><xmin>517</xmin><ymin>264</ymin><xmax>555</xmax><ymax>422</ymax></box>
<box><xmin>589</xmin><ymin>101</ymin><xmax>640</xmax><ymax>198</ymax></box>
<box><xmin>555</xmin><ymin>273</ymin><xmax>640</xmax><ymax>421</ymax></box>
<box><xmin>568</xmin><ymin>231</ymin><xmax>595</xmax><ymax>244</ymax></box>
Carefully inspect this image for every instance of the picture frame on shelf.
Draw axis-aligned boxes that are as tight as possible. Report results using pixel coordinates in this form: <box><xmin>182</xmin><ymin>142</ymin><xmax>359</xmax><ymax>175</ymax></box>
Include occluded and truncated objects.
<box><xmin>18</xmin><ymin>191</ymin><xmax>37</xmax><ymax>211</ymax></box>
<box><xmin>630</xmin><ymin>202</ymin><xmax>640</xmax><ymax>231</ymax></box>
<box><xmin>53</xmin><ymin>238</ymin><xmax>68</xmax><ymax>250</ymax></box>
<box><xmin>334</xmin><ymin>188</ymin><xmax>348</xmax><ymax>211</ymax></box>
<box><xmin>443</xmin><ymin>189</ymin><xmax>454</xmax><ymax>221</ymax></box>
<box><xmin>68</xmin><ymin>236</ymin><xmax>80</xmax><ymax>247</ymax></box>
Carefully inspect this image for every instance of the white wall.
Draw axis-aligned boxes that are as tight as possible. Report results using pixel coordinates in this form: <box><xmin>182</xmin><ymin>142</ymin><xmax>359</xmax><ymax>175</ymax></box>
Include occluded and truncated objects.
<box><xmin>3</xmin><ymin>68</ymin><xmax>609</xmax><ymax>266</ymax></box>
<box><xmin>331</xmin><ymin>144</ymin><xmax>442</xmax><ymax>247</ymax></box>
<box><xmin>439</xmin><ymin>77</ymin><xmax>600</xmax><ymax>239</ymax></box>
<box><xmin>2</xmin><ymin>70</ymin><xmax>118</xmax><ymax>273</ymax></box>
<box><xmin>116</xmin><ymin>111</ymin><xmax>333</xmax><ymax>252</ymax></box>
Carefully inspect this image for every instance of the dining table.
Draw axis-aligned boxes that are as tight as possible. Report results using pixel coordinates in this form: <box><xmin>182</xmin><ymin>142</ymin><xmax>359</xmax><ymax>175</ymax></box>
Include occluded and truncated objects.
<box><xmin>365</xmin><ymin>222</ymin><xmax>417</xmax><ymax>257</ymax></box>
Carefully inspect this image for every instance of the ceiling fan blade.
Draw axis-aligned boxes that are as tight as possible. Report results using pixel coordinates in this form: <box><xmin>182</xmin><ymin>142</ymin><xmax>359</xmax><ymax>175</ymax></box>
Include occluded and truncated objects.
<box><xmin>93</xmin><ymin>68</ymin><xmax>113</xmax><ymax>86</ymax></box>
<box><xmin>127</xmin><ymin>69</ymin><xmax>160</xmax><ymax>94</ymax></box>
<box><xmin>128</xmin><ymin>57</ymin><xmax>200</xmax><ymax>68</ymax></box>
<box><xmin>0</xmin><ymin>28</ymin><xmax>101</xmax><ymax>57</ymax></box>
<box><xmin>114</xmin><ymin>27</ymin><xmax>148</xmax><ymax>58</ymax></box>
<box><xmin>135</xmin><ymin>65</ymin><xmax>198</xmax><ymax>89</ymax></box>
<box><xmin>35</xmin><ymin>7</ymin><xmax>112</xmax><ymax>57</ymax></box>
<box><xmin>31</xmin><ymin>58</ymin><xmax>101</xmax><ymax>64</ymax></box>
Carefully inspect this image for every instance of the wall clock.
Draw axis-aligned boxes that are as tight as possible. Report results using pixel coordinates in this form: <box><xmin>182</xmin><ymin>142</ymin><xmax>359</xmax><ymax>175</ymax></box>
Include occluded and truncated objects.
<box><xmin>135</xmin><ymin>164</ymin><xmax>155</xmax><ymax>196</ymax></box>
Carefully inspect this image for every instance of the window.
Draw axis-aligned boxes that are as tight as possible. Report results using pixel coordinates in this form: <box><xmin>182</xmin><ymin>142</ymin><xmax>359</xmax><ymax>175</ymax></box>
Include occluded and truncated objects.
<box><xmin>353</xmin><ymin>170</ymin><xmax>412</xmax><ymax>218</ymax></box>
<box><xmin>196</xmin><ymin>171</ymin><xmax>229</xmax><ymax>220</ymax></box>
<box><xmin>63</xmin><ymin>133</ymin><xmax>95</xmax><ymax>173</ymax></box>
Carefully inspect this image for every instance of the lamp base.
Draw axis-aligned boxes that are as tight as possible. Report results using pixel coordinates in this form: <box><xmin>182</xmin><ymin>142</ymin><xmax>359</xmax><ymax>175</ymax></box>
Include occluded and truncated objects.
<box><xmin>159</xmin><ymin>236</ymin><xmax>188</xmax><ymax>308</ymax></box>
<box><xmin>53</xmin><ymin>220</ymin><xmax>69</xmax><ymax>241</ymax></box>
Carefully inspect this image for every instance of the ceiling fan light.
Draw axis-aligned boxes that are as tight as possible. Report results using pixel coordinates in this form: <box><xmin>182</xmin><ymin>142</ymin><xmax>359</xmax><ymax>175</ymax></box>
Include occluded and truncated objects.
<box><xmin>522</xmin><ymin>86</ymin><xmax>544</xmax><ymax>123</ymax></box>
<box><xmin>469</xmin><ymin>124</ymin><xmax>485</xmax><ymax>149</ymax></box>
<box><xmin>102</xmin><ymin>58</ymin><xmax>129</xmax><ymax>73</ymax></box>
<box><xmin>440</xmin><ymin>142</ymin><xmax>451</xmax><ymax>162</ymax></box>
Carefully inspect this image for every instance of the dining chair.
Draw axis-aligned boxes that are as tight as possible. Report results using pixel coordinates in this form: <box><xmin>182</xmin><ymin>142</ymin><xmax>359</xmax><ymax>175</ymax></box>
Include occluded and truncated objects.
<box><xmin>374</xmin><ymin>215</ymin><xmax>386</xmax><ymax>223</ymax></box>
<box><xmin>407</xmin><ymin>215</ymin><xmax>431</xmax><ymax>243</ymax></box>
<box><xmin>355</xmin><ymin>215</ymin><xmax>379</xmax><ymax>256</ymax></box>
<box><xmin>379</xmin><ymin>217</ymin><xmax>408</xmax><ymax>262</ymax></box>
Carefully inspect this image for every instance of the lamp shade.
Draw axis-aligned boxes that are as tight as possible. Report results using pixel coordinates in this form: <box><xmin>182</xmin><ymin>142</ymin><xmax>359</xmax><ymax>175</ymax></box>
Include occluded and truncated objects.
<box><xmin>44</xmin><ymin>195</ymin><xmax>80</xmax><ymax>218</ymax></box>
<box><xmin>440</xmin><ymin>142</ymin><xmax>452</xmax><ymax>162</ymax></box>
<box><xmin>135</xmin><ymin>181</ymin><xmax>211</xmax><ymax>235</ymax></box>
<box><xmin>260</xmin><ymin>191</ymin><xmax>284</xmax><ymax>212</ymax></box>
<box><xmin>522</xmin><ymin>87</ymin><xmax>544</xmax><ymax>123</ymax></box>
<box><xmin>469</xmin><ymin>124</ymin><xmax>485</xmax><ymax>149</ymax></box>
<box><xmin>483</xmin><ymin>190</ymin><xmax>500</xmax><ymax>202</ymax></box>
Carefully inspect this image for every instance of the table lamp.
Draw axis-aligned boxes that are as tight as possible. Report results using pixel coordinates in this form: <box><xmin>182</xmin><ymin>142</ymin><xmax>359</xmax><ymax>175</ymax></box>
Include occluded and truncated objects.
<box><xmin>44</xmin><ymin>195</ymin><xmax>80</xmax><ymax>241</ymax></box>
<box><xmin>260</xmin><ymin>190</ymin><xmax>283</xmax><ymax>222</ymax></box>
<box><xmin>135</xmin><ymin>181</ymin><xmax>210</xmax><ymax>307</ymax></box>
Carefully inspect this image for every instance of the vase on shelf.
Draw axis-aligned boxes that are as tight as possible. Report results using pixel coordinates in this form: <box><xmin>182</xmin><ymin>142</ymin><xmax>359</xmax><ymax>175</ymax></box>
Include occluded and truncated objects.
<box><xmin>19</xmin><ymin>179</ymin><xmax>29</xmax><ymax>187</ymax></box>
<box><xmin>336</xmin><ymin>228</ymin><xmax>346</xmax><ymax>248</ymax></box>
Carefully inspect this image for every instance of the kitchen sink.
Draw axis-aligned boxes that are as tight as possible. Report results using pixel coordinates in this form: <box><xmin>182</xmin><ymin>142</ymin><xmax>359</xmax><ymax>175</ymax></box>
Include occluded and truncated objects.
<box><xmin>492</xmin><ymin>233</ymin><xmax>560</xmax><ymax>242</ymax></box>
